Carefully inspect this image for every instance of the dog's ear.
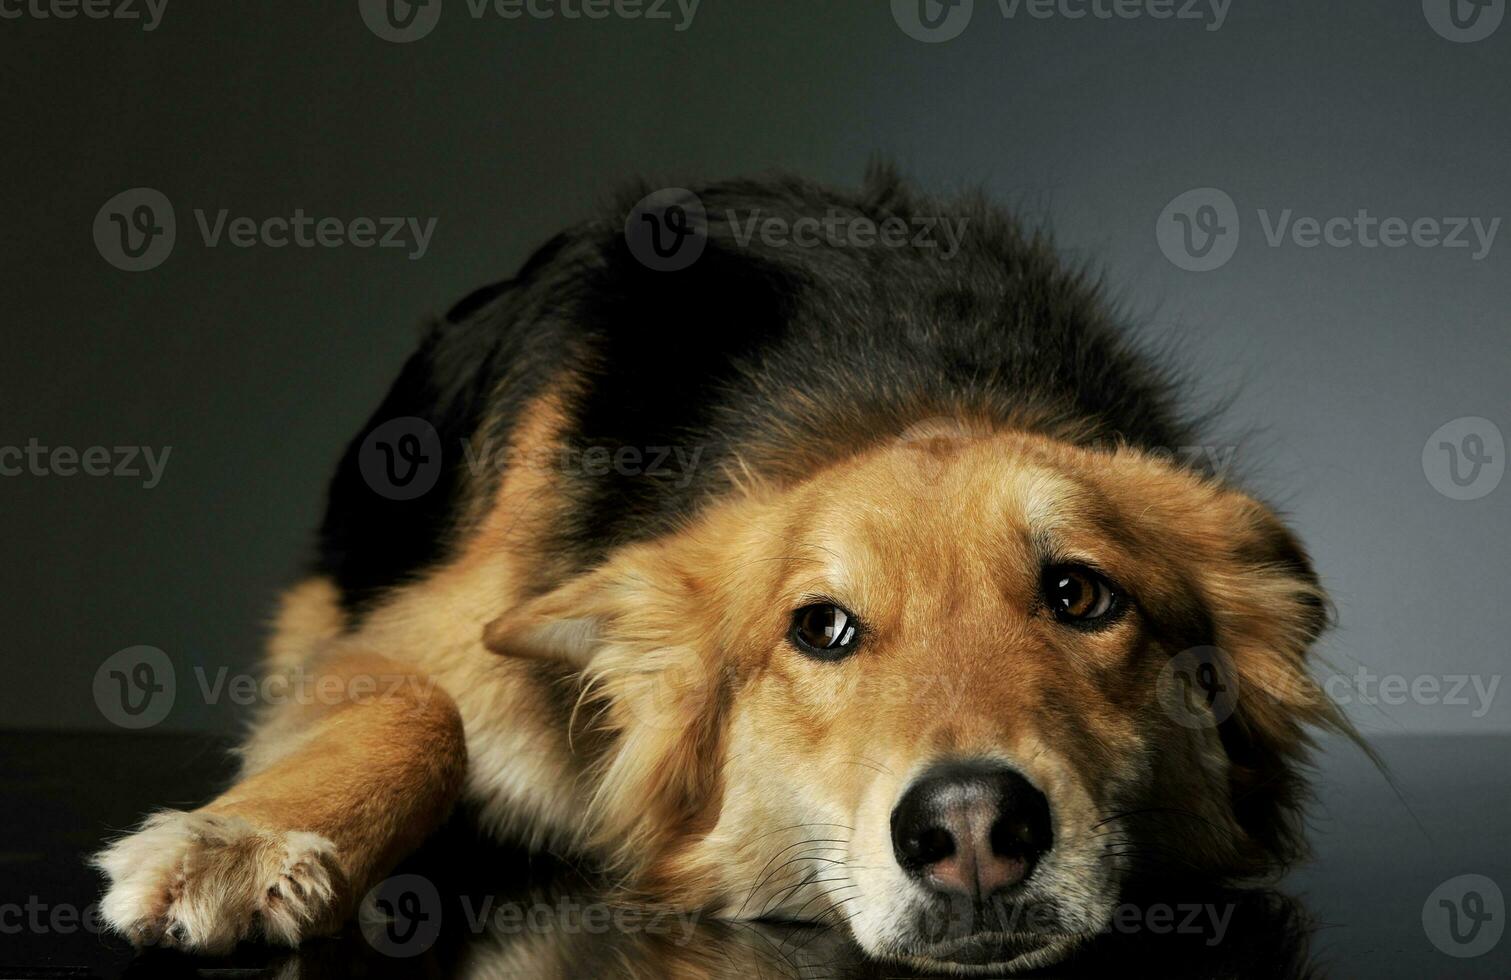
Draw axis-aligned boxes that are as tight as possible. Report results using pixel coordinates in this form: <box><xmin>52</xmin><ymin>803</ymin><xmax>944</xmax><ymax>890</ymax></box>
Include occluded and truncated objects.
<box><xmin>1186</xmin><ymin>486</ymin><xmax>1355</xmax><ymax>865</ymax></box>
<box><xmin>481</xmin><ymin>534</ymin><xmax>709</xmax><ymax>670</ymax></box>
<box><xmin>1108</xmin><ymin>447</ymin><xmax>1357</xmax><ymax>867</ymax></box>
<box><xmin>482</xmin><ymin>559</ymin><xmax>641</xmax><ymax>668</ymax></box>
<box><xmin>1199</xmin><ymin>491</ymin><xmax>1329</xmax><ymax>710</ymax></box>
<box><xmin>482</xmin><ymin>492</ymin><xmax>772</xmax><ymax>671</ymax></box>
<box><xmin>482</xmin><ymin>535</ymin><xmax>731</xmax><ymax>878</ymax></box>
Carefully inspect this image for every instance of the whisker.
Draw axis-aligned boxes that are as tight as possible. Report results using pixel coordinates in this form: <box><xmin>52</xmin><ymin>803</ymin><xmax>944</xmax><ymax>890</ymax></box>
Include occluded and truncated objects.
<box><xmin>736</xmin><ymin>838</ymin><xmax>851</xmax><ymax>918</ymax></box>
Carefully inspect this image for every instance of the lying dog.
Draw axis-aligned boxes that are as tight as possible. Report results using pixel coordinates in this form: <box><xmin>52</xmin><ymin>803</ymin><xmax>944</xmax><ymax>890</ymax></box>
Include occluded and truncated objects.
<box><xmin>93</xmin><ymin>167</ymin><xmax>1352</xmax><ymax>973</ymax></box>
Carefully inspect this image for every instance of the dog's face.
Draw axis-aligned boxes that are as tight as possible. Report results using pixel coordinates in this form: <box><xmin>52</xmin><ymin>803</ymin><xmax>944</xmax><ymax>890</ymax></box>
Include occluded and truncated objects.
<box><xmin>486</xmin><ymin>424</ymin><xmax>1342</xmax><ymax>972</ymax></box>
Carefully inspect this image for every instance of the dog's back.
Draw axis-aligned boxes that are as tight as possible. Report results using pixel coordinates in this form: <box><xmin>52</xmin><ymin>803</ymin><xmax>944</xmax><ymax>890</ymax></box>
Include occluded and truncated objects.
<box><xmin>317</xmin><ymin>166</ymin><xmax>1195</xmax><ymax>622</ymax></box>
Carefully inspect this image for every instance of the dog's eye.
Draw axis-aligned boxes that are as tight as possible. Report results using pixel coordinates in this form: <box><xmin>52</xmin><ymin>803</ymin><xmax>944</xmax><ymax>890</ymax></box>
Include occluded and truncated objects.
<box><xmin>1043</xmin><ymin>565</ymin><xmax>1121</xmax><ymax>625</ymax></box>
<box><xmin>790</xmin><ymin>603</ymin><xmax>861</xmax><ymax>660</ymax></box>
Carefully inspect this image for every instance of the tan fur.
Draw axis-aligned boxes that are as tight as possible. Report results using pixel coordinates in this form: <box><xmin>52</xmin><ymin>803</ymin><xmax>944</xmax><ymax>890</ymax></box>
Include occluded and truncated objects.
<box><xmin>94</xmin><ymin>649</ymin><xmax>465</xmax><ymax>950</ymax></box>
<box><xmin>96</xmin><ymin>397</ymin><xmax>1346</xmax><ymax>971</ymax></box>
<box><xmin>263</xmin><ymin>576</ymin><xmax>345</xmax><ymax>671</ymax></box>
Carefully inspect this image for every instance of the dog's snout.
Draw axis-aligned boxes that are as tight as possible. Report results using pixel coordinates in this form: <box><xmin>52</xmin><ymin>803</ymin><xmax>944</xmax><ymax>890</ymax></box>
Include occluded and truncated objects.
<box><xmin>890</xmin><ymin>762</ymin><xmax>1053</xmax><ymax>900</ymax></box>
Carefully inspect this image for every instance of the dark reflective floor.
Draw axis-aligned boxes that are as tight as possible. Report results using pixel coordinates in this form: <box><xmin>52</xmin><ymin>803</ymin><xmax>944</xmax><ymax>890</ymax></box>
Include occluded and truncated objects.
<box><xmin>2</xmin><ymin>732</ymin><xmax>1506</xmax><ymax>978</ymax></box>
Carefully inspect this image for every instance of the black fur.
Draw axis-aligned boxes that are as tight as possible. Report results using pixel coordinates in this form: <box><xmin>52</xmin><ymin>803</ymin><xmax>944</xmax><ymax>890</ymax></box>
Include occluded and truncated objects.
<box><xmin>316</xmin><ymin>166</ymin><xmax>1198</xmax><ymax>619</ymax></box>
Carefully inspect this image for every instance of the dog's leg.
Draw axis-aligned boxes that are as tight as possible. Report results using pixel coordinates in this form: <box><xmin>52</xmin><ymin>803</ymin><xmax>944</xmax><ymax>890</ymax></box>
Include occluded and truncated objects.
<box><xmin>93</xmin><ymin>651</ymin><xmax>466</xmax><ymax>954</ymax></box>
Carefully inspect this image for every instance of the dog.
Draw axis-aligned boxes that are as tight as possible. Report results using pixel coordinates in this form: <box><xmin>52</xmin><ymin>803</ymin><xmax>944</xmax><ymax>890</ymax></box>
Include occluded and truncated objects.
<box><xmin>93</xmin><ymin>166</ymin><xmax>1353</xmax><ymax>973</ymax></box>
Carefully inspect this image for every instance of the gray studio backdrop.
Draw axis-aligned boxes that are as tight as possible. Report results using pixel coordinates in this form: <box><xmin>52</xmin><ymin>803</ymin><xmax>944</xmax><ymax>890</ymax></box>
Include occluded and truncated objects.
<box><xmin>3</xmin><ymin>0</ymin><xmax>1507</xmax><ymax>735</ymax></box>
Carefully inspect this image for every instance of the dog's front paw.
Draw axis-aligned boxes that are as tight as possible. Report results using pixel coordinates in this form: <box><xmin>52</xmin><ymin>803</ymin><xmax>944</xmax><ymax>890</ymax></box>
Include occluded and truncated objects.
<box><xmin>92</xmin><ymin>810</ymin><xmax>341</xmax><ymax>954</ymax></box>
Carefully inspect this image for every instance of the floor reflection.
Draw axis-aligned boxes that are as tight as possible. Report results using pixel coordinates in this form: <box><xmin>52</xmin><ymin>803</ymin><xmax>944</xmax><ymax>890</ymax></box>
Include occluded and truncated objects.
<box><xmin>302</xmin><ymin>888</ymin><xmax>1312</xmax><ymax>979</ymax></box>
<box><xmin>116</xmin><ymin>817</ymin><xmax>1323</xmax><ymax>979</ymax></box>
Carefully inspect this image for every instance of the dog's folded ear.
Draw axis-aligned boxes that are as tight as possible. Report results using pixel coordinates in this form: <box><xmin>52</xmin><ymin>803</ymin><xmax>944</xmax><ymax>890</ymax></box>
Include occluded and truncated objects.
<box><xmin>481</xmin><ymin>537</ymin><xmax>700</xmax><ymax>670</ymax></box>
<box><xmin>482</xmin><ymin>567</ymin><xmax>619</xmax><ymax>667</ymax></box>
<box><xmin>481</xmin><ymin>532</ymin><xmax>731</xmax><ymax>871</ymax></box>
<box><xmin>1184</xmin><ymin>484</ymin><xmax>1358</xmax><ymax>865</ymax></box>
<box><xmin>483</xmin><ymin>610</ymin><xmax>602</xmax><ymax>667</ymax></box>
<box><xmin>1108</xmin><ymin>450</ymin><xmax>1358</xmax><ymax>868</ymax></box>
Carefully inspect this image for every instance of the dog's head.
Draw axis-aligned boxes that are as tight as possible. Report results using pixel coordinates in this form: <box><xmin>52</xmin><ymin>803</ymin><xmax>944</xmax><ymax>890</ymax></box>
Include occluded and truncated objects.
<box><xmin>485</xmin><ymin>423</ymin><xmax>1348</xmax><ymax>972</ymax></box>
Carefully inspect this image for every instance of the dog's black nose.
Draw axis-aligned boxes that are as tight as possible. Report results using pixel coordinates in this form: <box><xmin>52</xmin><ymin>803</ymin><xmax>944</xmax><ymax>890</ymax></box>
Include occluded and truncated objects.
<box><xmin>890</xmin><ymin>761</ymin><xmax>1053</xmax><ymax>900</ymax></box>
